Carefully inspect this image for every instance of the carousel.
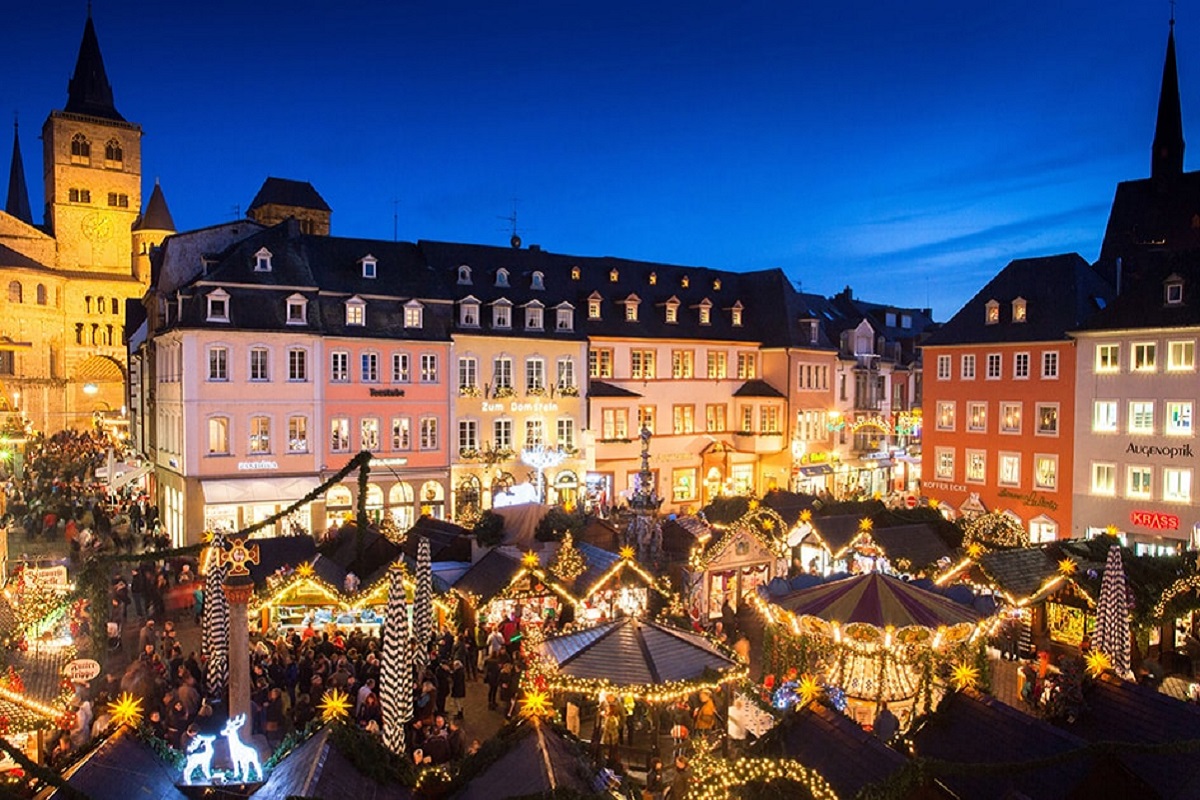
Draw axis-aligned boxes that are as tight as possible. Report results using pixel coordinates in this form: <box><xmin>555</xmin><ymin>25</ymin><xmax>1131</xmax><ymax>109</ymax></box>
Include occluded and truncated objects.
<box><xmin>756</xmin><ymin>572</ymin><xmax>987</xmax><ymax>731</ymax></box>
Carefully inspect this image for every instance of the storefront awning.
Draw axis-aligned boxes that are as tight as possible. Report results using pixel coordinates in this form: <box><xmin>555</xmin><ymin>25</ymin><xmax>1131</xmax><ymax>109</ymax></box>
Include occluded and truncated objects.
<box><xmin>798</xmin><ymin>465</ymin><xmax>833</xmax><ymax>476</ymax></box>
<box><xmin>202</xmin><ymin>476</ymin><xmax>321</xmax><ymax>505</ymax></box>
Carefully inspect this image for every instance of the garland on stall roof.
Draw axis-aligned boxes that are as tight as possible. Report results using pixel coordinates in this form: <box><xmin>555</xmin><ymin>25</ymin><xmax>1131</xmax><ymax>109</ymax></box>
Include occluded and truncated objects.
<box><xmin>0</xmin><ymin>733</ymin><xmax>88</xmax><ymax>799</ymax></box>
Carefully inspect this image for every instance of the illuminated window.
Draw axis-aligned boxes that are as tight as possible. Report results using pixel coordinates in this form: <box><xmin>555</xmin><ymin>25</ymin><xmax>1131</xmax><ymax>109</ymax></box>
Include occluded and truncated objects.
<box><xmin>936</xmin><ymin>401</ymin><xmax>956</xmax><ymax>431</ymax></box>
<box><xmin>1132</xmin><ymin>343</ymin><xmax>1157</xmax><ymax>372</ymax></box>
<box><xmin>588</xmin><ymin>349</ymin><xmax>612</xmax><ymax>378</ymax></box>
<box><xmin>1127</xmin><ymin>466</ymin><xmax>1152</xmax><ymax>499</ymax></box>
<box><xmin>665</xmin><ymin>299</ymin><xmax>679</xmax><ymax>323</ymax></box>
<box><xmin>1128</xmin><ymin>401</ymin><xmax>1154</xmax><ymax>434</ymax></box>
<box><xmin>1012</xmin><ymin>297</ymin><xmax>1027</xmax><ymax>322</ymax></box>
<box><xmin>671</xmin><ymin>350</ymin><xmax>694</xmax><ymax>379</ymax></box>
<box><xmin>420</xmin><ymin>354</ymin><xmax>438</xmax><ymax>383</ymax></box>
<box><xmin>699</xmin><ymin>300</ymin><xmax>712</xmax><ymax>325</ymax></box>
<box><xmin>731</xmin><ymin>302</ymin><xmax>743</xmax><ymax>326</ymax></box>
<box><xmin>1035</xmin><ymin>403</ymin><xmax>1059</xmax><ymax>436</ymax></box>
<box><xmin>706</xmin><ymin>404</ymin><xmax>726</xmax><ymax>432</ymax></box>
<box><xmin>707</xmin><ymin>351</ymin><xmax>727</xmax><ymax>379</ymax></box>
<box><xmin>557</xmin><ymin>417</ymin><xmax>575</xmax><ymax>449</ymax></box>
<box><xmin>672</xmin><ymin>468</ymin><xmax>697</xmax><ymax>502</ymax></box>
<box><xmin>1093</xmin><ymin>400</ymin><xmax>1118</xmax><ymax>432</ymax></box>
<box><xmin>491</xmin><ymin>419</ymin><xmax>509</xmax><ymax>450</ymax></box>
<box><xmin>935</xmin><ymin>448</ymin><xmax>954</xmax><ymax>480</ymax></box>
<box><xmin>736</xmin><ymin>352</ymin><xmax>756</xmax><ymax>379</ymax></box>
<box><xmin>393</xmin><ymin>417</ymin><xmax>412</xmax><ymax>450</ymax></box>
<box><xmin>1166</xmin><ymin>401</ymin><xmax>1193</xmax><ymax>435</ymax></box>
<box><xmin>1000</xmin><ymin>402</ymin><xmax>1022</xmax><ymax>433</ymax></box>
<box><xmin>631</xmin><ymin>349</ymin><xmax>656</xmax><ymax>379</ymax></box>
<box><xmin>419</xmin><ymin>417</ymin><xmax>438</xmax><ymax>450</ymax></box>
<box><xmin>403</xmin><ymin>301</ymin><xmax>423</xmax><ymax>329</ymax></box>
<box><xmin>985</xmin><ymin>300</ymin><xmax>999</xmax><ymax>324</ymax></box>
<box><xmin>965</xmin><ymin>450</ymin><xmax>986</xmax><ymax>483</ymax></box>
<box><xmin>330</xmin><ymin>418</ymin><xmax>351</xmax><ymax>453</ymax></box>
<box><xmin>288</xmin><ymin>416</ymin><xmax>308</xmax><ymax>453</ymax></box>
<box><xmin>672</xmin><ymin>404</ymin><xmax>695</xmax><ymax>435</ymax></box>
<box><xmin>207</xmin><ymin>417</ymin><xmax>229</xmax><ymax>455</ymax></box>
<box><xmin>1095</xmin><ymin>344</ymin><xmax>1120</xmax><ymax>373</ymax></box>
<box><xmin>1034</xmin><ymin>455</ymin><xmax>1058</xmax><ymax>491</ymax></box>
<box><xmin>1091</xmin><ymin>463</ymin><xmax>1116</xmax><ymax>495</ymax></box>
<box><xmin>1164</xmin><ymin>468</ymin><xmax>1192</xmax><ymax>503</ymax></box>
<box><xmin>249</xmin><ymin>416</ymin><xmax>271</xmax><ymax>454</ymax></box>
<box><xmin>1168</xmin><ymin>340</ymin><xmax>1195</xmax><ymax>371</ymax></box>
<box><xmin>998</xmin><ymin>453</ymin><xmax>1021</xmax><ymax>487</ymax></box>
<box><xmin>570</xmin><ymin>266</ymin><xmax>580</xmax><ymax>280</ymax></box>
<box><xmin>458</xmin><ymin>420</ymin><xmax>478</xmax><ymax>453</ymax></box>
<box><xmin>610</xmin><ymin>268</ymin><xmax>619</xmax><ymax>283</ymax></box>
<box><xmin>638</xmin><ymin>405</ymin><xmax>656</xmax><ymax>434</ymax></box>
<box><xmin>588</xmin><ymin>295</ymin><xmax>601</xmax><ymax>320</ymax></box>
<box><xmin>625</xmin><ymin>298</ymin><xmax>639</xmax><ymax>322</ymax></box>
<box><xmin>967</xmin><ymin>402</ymin><xmax>987</xmax><ymax>432</ymax></box>
<box><xmin>524</xmin><ymin>418</ymin><xmax>544</xmax><ymax>447</ymax></box>
<box><xmin>345</xmin><ymin>297</ymin><xmax>366</xmax><ymax>326</ymax></box>
<box><xmin>601</xmin><ymin>408</ymin><xmax>628</xmax><ymax>440</ymax></box>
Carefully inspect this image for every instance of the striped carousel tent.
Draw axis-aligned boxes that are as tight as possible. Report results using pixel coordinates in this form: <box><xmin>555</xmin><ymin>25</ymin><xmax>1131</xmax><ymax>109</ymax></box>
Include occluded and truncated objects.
<box><xmin>773</xmin><ymin>572</ymin><xmax>981</xmax><ymax>630</ymax></box>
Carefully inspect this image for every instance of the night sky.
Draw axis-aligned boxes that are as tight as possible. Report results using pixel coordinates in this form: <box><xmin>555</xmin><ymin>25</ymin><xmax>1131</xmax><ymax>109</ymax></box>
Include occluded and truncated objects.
<box><xmin>1</xmin><ymin>1</ymin><xmax>1189</xmax><ymax>318</ymax></box>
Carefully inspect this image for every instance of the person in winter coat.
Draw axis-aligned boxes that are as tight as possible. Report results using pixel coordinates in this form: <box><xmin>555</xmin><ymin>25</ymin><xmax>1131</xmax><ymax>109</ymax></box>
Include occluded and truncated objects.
<box><xmin>449</xmin><ymin>660</ymin><xmax>467</xmax><ymax>718</ymax></box>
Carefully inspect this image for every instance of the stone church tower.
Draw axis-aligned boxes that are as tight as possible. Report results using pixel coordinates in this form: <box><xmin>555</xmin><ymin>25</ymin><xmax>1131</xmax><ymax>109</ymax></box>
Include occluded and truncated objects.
<box><xmin>0</xmin><ymin>11</ymin><xmax>171</xmax><ymax>433</ymax></box>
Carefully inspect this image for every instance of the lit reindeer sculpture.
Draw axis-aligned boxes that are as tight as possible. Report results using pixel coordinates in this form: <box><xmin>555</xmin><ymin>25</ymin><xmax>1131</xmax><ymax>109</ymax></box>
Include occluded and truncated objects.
<box><xmin>182</xmin><ymin>734</ymin><xmax>215</xmax><ymax>784</ymax></box>
<box><xmin>220</xmin><ymin>714</ymin><xmax>262</xmax><ymax>782</ymax></box>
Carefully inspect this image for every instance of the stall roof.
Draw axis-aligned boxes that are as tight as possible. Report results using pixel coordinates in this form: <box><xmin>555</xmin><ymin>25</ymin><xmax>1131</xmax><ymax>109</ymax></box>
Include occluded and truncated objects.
<box><xmin>454</xmin><ymin>722</ymin><xmax>596</xmax><ymax>800</ymax></box>
<box><xmin>572</xmin><ymin>541</ymin><xmax>622</xmax><ymax>595</ymax></box>
<box><xmin>867</xmin><ymin>523</ymin><xmax>955</xmax><ymax>571</ymax></box>
<box><xmin>403</xmin><ymin>517</ymin><xmax>474</xmax><ymax>562</ymax></box>
<box><xmin>255</xmin><ymin>726</ymin><xmax>406</xmax><ymax>800</ymax></box>
<box><xmin>452</xmin><ymin>548</ymin><xmax>525</xmax><ymax>604</ymax></box>
<box><xmin>539</xmin><ymin>616</ymin><xmax>739</xmax><ymax>685</ymax></box>
<box><xmin>48</xmin><ymin>727</ymin><xmax>186</xmax><ymax>800</ymax></box>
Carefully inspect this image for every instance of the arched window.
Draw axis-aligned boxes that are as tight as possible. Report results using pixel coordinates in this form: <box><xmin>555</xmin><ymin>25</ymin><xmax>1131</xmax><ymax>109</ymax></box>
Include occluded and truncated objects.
<box><xmin>7</xmin><ymin>282</ymin><xmax>21</xmax><ymax>303</ymax></box>
<box><xmin>111</xmin><ymin>297</ymin><xmax>119</xmax><ymax>314</ymax></box>
<box><xmin>36</xmin><ymin>284</ymin><xmax>46</xmax><ymax>305</ymax></box>
<box><xmin>104</xmin><ymin>139</ymin><xmax>123</xmax><ymax>166</ymax></box>
<box><xmin>455</xmin><ymin>475</ymin><xmax>482</xmax><ymax>520</ymax></box>
<box><xmin>90</xmin><ymin>323</ymin><xmax>99</xmax><ymax>345</ymax></box>
<box><xmin>389</xmin><ymin>482</ymin><xmax>415</xmax><ymax>531</ymax></box>
<box><xmin>105</xmin><ymin>325</ymin><xmax>114</xmax><ymax>346</ymax></box>
<box><xmin>420</xmin><ymin>481</ymin><xmax>445</xmax><ymax>519</ymax></box>
<box><xmin>75</xmin><ymin>323</ymin><xmax>84</xmax><ymax>344</ymax></box>
<box><xmin>71</xmin><ymin>133</ymin><xmax>91</xmax><ymax>164</ymax></box>
<box><xmin>85</xmin><ymin>295</ymin><xmax>93</xmax><ymax>313</ymax></box>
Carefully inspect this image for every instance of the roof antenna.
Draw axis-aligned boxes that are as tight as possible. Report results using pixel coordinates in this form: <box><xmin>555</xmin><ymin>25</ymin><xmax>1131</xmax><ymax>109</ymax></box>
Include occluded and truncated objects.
<box><xmin>499</xmin><ymin>198</ymin><xmax>522</xmax><ymax>248</ymax></box>
<box><xmin>230</xmin><ymin>204</ymin><xmax>241</xmax><ymax>221</ymax></box>
<box><xmin>392</xmin><ymin>197</ymin><xmax>399</xmax><ymax>242</ymax></box>
<box><xmin>1171</xmin><ymin>0</ymin><xmax>1176</xmax><ymax>26</ymax></box>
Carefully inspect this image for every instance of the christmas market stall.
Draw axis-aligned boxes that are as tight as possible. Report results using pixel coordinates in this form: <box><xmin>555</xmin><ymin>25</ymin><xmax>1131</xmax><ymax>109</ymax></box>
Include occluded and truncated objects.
<box><xmin>530</xmin><ymin>615</ymin><xmax>747</xmax><ymax>758</ymax></box>
<box><xmin>756</xmin><ymin>572</ymin><xmax>987</xmax><ymax>731</ymax></box>
<box><xmin>791</xmin><ymin>513</ymin><xmax>956</xmax><ymax>578</ymax></box>
<box><xmin>680</xmin><ymin>507</ymin><xmax>790</xmax><ymax>623</ymax></box>
<box><xmin>568</xmin><ymin>541</ymin><xmax>672</xmax><ymax>624</ymax></box>
<box><xmin>453</xmin><ymin>547</ymin><xmax>579</xmax><ymax>630</ymax></box>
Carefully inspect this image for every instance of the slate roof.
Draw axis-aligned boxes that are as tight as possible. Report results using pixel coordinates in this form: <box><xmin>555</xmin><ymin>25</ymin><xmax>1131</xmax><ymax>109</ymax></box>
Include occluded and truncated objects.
<box><xmin>923</xmin><ymin>253</ymin><xmax>1114</xmax><ymax>346</ymax></box>
<box><xmin>761</xmin><ymin>489</ymin><xmax>819</xmax><ymax>528</ymax></box>
<box><xmin>1074</xmin><ymin>255</ymin><xmax>1200</xmax><ymax>332</ymax></box>
<box><xmin>539</xmin><ymin>616</ymin><xmax>739</xmax><ymax>685</ymax></box>
<box><xmin>587</xmin><ymin>380</ymin><xmax>642</xmax><ymax>397</ymax></box>
<box><xmin>133</xmin><ymin>182</ymin><xmax>175</xmax><ymax>232</ymax></box>
<box><xmin>403</xmin><ymin>517</ymin><xmax>474</xmax><ymax>562</ymax></box>
<box><xmin>246</xmin><ymin>535</ymin><xmax>320</xmax><ymax>587</ymax></box>
<box><xmin>732</xmin><ymin>378</ymin><xmax>786</xmax><ymax>398</ymax></box>
<box><xmin>752</xmin><ymin>703</ymin><xmax>912</xmax><ymax>800</ymax></box>
<box><xmin>319</xmin><ymin>525</ymin><xmax>403</xmax><ymax>586</ymax></box>
<box><xmin>972</xmin><ymin>547</ymin><xmax>1059</xmax><ymax>601</ymax></box>
<box><xmin>1097</xmin><ymin>173</ymin><xmax>1200</xmax><ymax>272</ymax></box>
<box><xmin>1062</xmin><ymin>673</ymin><xmax>1200</xmax><ymax>799</ymax></box>
<box><xmin>452</xmin><ymin>547</ymin><xmax>524</xmax><ymax>604</ymax></box>
<box><xmin>63</xmin><ymin>15</ymin><xmax>124</xmax><ymax>121</ymax></box>
<box><xmin>867</xmin><ymin>523</ymin><xmax>955</xmax><ymax>571</ymax></box>
<box><xmin>910</xmin><ymin>689</ymin><xmax>1099</xmax><ymax>800</ymax></box>
<box><xmin>249</xmin><ymin>177</ymin><xmax>332</xmax><ymax>212</ymax></box>
<box><xmin>454</xmin><ymin>723</ymin><xmax>595</xmax><ymax>800</ymax></box>
<box><xmin>255</xmin><ymin>727</ymin><xmax>405</xmax><ymax>800</ymax></box>
<box><xmin>6</xmin><ymin>124</ymin><xmax>32</xmax><ymax>225</ymax></box>
<box><xmin>807</xmin><ymin>514</ymin><xmax>863</xmax><ymax>556</ymax></box>
<box><xmin>571</xmin><ymin>541</ymin><xmax>623</xmax><ymax>595</ymax></box>
<box><xmin>50</xmin><ymin>728</ymin><xmax>185</xmax><ymax>800</ymax></box>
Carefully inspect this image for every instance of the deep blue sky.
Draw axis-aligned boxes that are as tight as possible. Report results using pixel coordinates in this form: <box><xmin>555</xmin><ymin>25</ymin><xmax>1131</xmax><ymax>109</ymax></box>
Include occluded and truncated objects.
<box><xmin>1</xmin><ymin>1</ymin><xmax>1188</xmax><ymax>318</ymax></box>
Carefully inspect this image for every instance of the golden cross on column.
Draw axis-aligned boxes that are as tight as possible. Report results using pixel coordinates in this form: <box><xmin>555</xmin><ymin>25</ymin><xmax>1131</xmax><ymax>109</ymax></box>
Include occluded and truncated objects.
<box><xmin>217</xmin><ymin>537</ymin><xmax>261</xmax><ymax>578</ymax></box>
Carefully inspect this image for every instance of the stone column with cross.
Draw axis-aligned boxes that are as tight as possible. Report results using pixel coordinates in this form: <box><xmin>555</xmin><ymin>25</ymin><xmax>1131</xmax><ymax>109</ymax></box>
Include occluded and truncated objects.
<box><xmin>217</xmin><ymin>537</ymin><xmax>260</xmax><ymax>726</ymax></box>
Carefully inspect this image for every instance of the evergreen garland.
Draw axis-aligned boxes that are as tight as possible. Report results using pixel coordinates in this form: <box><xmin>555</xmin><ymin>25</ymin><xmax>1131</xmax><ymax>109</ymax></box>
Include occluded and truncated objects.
<box><xmin>550</xmin><ymin>532</ymin><xmax>587</xmax><ymax>584</ymax></box>
<box><xmin>381</xmin><ymin>565</ymin><xmax>411</xmax><ymax>755</ymax></box>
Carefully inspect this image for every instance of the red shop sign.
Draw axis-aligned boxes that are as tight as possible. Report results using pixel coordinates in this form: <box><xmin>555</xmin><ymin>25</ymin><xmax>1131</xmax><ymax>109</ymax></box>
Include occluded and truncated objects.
<box><xmin>1130</xmin><ymin>510</ymin><xmax>1180</xmax><ymax>530</ymax></box>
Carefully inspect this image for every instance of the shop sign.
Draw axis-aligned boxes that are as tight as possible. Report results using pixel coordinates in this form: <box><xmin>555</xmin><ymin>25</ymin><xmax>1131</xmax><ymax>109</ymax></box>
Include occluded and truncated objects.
<box><xmin>1125</xmin><ymin>442</ymin><xmax>1194</xmax><ymax>459</ymax></box>
<box><xmin>1130</xmin><ymin>510</ymin><xmax>1180</xmax><ymax>530</ymax></box>
<box><xmin>482</xmin><ymin>400</ymin><xmax>560</xmax><ymax>414</ymax></box>
<box><xmin>801</xmin><ymin>451</ymin><xmax>830</xmax><ymax>464</ymax></box>
<box><xmin>922</xmin><ymin>480</ymin><xmax>966</xmax><ymax>493</ymax></box>
<box><xmin>237</xmin><ymin>460</ymin><xmax>278</xmax><ymax>471</ymax></box>
<box><xmin>368</xmin><ymin>388</ymin><xmax>406</xmax><ymax>398</ymax></box>
<box><xmin>372</xmin><ymin>457</ymin><xmax>409</xmax><ymax>467</ymax></box>
<box><xmin>63</xmin><ymin>658</ymin><xmax>101</xmax><ymax>683</ymax></box>
<box><xmin>997</xmin><ymin>488</ymin><xmax>1059</xmax><ymax>511</ymax></box>
<box><xmin>24</xmin><ymin>565</ymin><xmax>69</xmax><ymax>588</ymax></box>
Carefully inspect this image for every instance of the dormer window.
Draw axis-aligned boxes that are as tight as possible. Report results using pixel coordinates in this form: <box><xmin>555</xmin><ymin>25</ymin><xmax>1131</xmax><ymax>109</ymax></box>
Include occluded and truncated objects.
<box><xmin>555</xmin><ymin>303</ymin><xmax>574</xmax><ymax>331</ymax></box>
<box><xmin>610</xmin><ymin>268</ymin><xmax>619</xmax><ymax>283</ymax></box>
<box><xmin>1166</xmin><ymin>274</ymin><xmax>1185</xmax><ymax>305</ymax></box>
<box><xmin>900</xmin><ymin>314</ymin><xmax>912</xmax><ymax>329</ymax></box>
<box><xmin>493</xmin><ymin>299</ymin><xmax>512</xmax><ymax>329</ymax></box>
<box><xmin>731</xmin><ymin>301</ymin><xmax>744</xmax><ymax>327</ymax></box>
<box><xmin>803</xmin><ymin>318</ymin><xmax>820</xmax><ymax>344</ymax></box>
<box><xmin>665</xmin><ymin>296</ymin><xmax>680</xmax><ymax>324</ymax></box>
<box><xmin>286</xmin><ymin>294</ymin><xmax>308</xmax><ymax>325</ymax></box>
<box><xmin>403</xmin><ymin>300</ymin><xmax>423</xmax><ymax>329</ymax></box>
<box><xmin>254</xmin><ymin>247</ymin><xmax>273</xmax><ymax>272</ymax></box>
<box><xmin>495</xmin><ymin>268</ymin><xmax>510</xmax><ymax>287</ymax></box>
<box><xmin>623</xmin><ymin>294</ymin><xmax>641</xmax><ymax>322</ymax></box>
<box><xmin>460</xmin><ymin>296</ymin><xmax>480</xmax><ymax>328</ymax></box>
<box><xmin>886</xmin><ymin>312</ymin><xmax>897</xmax><ymax>327</ymax></box>
<box><xmin>713</xmin><ymin>279</ymin><xmax>721</xmax><ymax>291</ymax></box>
<box><xmin>457</xmin><ymin>265</ymin><xmax>472</xmax><ymax>285</ymax></box>
<box><xmin>571</xmin><ymin>266</ymin><xmax>581</xmax><ymax>280</ymax></box>
<box><xmin>360</xmin><ymin>255</ymin><xmax>377</xmax><ymax>279</ymax></box>
<box><xmin>681</xmin><ymin>275</ymin><xmax>690</xmax><ymax>289</ymax></box>
<box><xmin>698</xmin><ymin>299</ymin><xmax>712</xmax><ymax>325</ymax></box>
<box><xmin>525</xmin><ymin>301</ymin><xmax>544</xmax><ymax>331</ymax></box>
<box><xmin>206</xmin><ymin>289</ymin><xmax>230</xmax><ymax>322</ymax></box>
<box><xmin>587</xmin><ymin>292</ymin><xmax>602</xmax><ymax>320</ymax></box>
<box><xmin>985</xmin><ymin>299</ymin><xmax>999</xmax><ymax>325</ymax></box>
<box><xmin>345</xmin><ymin>296</ymin><xmax>366</xmax><ymax>326</ymax></box>
<box><xmin>1012</xmin><ymin>297</ymin><xmax>1027</xmax><ymax>323</ymax></box>
<box><xmin>531</xmin><ymin>271</ymin><xmax>545</xmax><ymax>290</ymax></box>
<box><xmin>649</xmin><ymin>272</ymin><xmax>657</xmax><ymax>286</ymax></box>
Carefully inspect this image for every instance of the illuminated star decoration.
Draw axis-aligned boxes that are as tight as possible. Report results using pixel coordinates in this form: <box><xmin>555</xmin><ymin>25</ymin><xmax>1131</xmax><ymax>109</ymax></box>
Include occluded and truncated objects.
<box><xmin>319</xmin><ymin>688</ymin><xmax>352</xmax><ymax>723</ymax></box>
<box><xmin>521</xmin><ymin>551</ymin><xmax>541</xmax><ymax>569</ymax></box>
<box><xmin>295</xmin><ymin>562</ymin><xmax>315</xmax><ymax>578</ymax></box>
<box><xmin>1085</xmin><ymin>649</ymin><xmax>1113</xmax><ymax>678</ymax></box>
<box><xmin>797</xmin><ymin>674</ymin><xmax>823</xmax><ymax>707</ymax></box>
<box><xmin>800</xmin><ymin>509</ymin><xmax>813</xmax><ymax>523</ymax></box>
<box><xmin>928</xmin><ymin>498</ymin><xmax>940</xmax><ymax>509</ymax></box>
<box><xmin>1058</xmin><ymin>558</ymin><xmax>1078</xmax><ymax>575</ymax></box>
<box><xmin>108</xmin><ymin>692</ymin><xmax>144</xmax><ymax>728</ymax></box>
<box><xmin>218</xmin><ymin>538</ymin><xmax>261</xmax><ymax>578</ymax></box>
<box><xmin>1104</xmin><ymin>524</ymin><xmax>1120</xmax><ymax>537</ymax></box>
<box><xmin>519</xmin><ymin>690</ymin><xmax>554</xmax><ymax>720</ymax></box>
<box><xmin>966</xmin><ymin>542</ymin><xmax>985</xmax><ymax>560</ymax></box>
<box><xmin>951</xmin><ymin>663</ymin><xmax>980</xmax><ymax>691</ymax></box>
<box><xmin>761</xmin><ymin>517</ymin><xmax>775</xmax><ymax>531</ymax></box>
<box><xmin>619</xmin><ymin>545</ymin><xmax>636</xmax><ymax>560</ymax></box>
<box><xmin>858</xmin><ymin>517</ymin><xmax>873</xmax><ymax>532</ymax></box>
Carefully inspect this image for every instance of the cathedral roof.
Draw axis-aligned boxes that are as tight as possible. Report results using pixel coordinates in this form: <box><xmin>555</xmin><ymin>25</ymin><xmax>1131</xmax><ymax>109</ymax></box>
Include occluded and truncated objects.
<box><xmin>132</xmin><ymin>182</ymin><xmax>175</xmax><ymax>232</ymax></box>
<box><xmin>64</xmin><ymin>14</ymin><xmax>124</xmax><ymax>121</ymax></box>
<box><xmin>248</xmin><ymin>177</ymin><xmax>331</xmax><ymax>212</ymax></box>
<box><xmin>5</xmin><ymin>123</ymin><xmax>32</xmax><ymax>225</ymax></box>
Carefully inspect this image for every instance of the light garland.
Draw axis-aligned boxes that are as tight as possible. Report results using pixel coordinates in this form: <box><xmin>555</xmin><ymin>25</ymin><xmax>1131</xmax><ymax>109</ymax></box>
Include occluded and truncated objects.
<box><xmin>688</xmin><ymin>754</ymin><xmax>841</xmax><ymax>800</ymax></box>
<box><xmin>1154</xmin><ymin>573</ymin><xmax>1200</xmax><ymax>620</ymax></box>
<box><xmin>689</xmin><ymin>507</ymin><xmax>788</xmax><ymax>571</ymax></box>
<box><xmin>0</xmin><ymin>683</ymin><xmax>64</xmax><ymax>721</ymax></box>
<box><xmin>582</xmin><ymin>555</ymin><xmax>668</xmax><ymax>601</ymax></box>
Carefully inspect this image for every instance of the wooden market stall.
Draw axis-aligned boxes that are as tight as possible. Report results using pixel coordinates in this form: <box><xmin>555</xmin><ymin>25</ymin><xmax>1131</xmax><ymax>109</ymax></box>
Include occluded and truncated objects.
<box><xmin>680</xmin><ymin>507</ymin><xmax>789</xmax><ymax>622</ymax></box>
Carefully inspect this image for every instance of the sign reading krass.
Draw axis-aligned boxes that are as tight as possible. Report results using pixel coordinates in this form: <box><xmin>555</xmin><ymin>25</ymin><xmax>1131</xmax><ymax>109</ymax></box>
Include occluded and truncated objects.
<box><xmin>1130</xmin><ymin>510</ymin><xmax>1180</xmax><ymax>530</ymax></box>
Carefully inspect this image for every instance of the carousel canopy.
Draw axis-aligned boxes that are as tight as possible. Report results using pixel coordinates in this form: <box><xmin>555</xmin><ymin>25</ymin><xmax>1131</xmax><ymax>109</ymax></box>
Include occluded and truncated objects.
<box><xmin>772</xmin><ymin>572</ymin><xmax>981</xmax><ymax>629</ymax></box>
<box><xmin>539</xmin><ymin>616</ymin><xmax>739</xmax><ymax>686</ymax></box>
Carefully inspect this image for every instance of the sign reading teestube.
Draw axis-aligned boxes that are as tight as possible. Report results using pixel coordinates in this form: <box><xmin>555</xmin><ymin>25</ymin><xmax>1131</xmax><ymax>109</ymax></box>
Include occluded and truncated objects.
<box><xmin>1130</xmin><ymin>510</ymin><xmax>1180</xmax><ymax>531</ymax></box>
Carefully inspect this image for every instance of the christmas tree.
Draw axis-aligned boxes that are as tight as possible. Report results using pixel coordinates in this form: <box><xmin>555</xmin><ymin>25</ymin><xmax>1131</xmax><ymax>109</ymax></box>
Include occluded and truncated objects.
<box><xmin>550</xmin><ymin>532</ymin><xmax>587</xmax><ymax>584</ymax></box>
